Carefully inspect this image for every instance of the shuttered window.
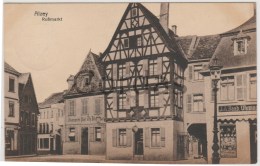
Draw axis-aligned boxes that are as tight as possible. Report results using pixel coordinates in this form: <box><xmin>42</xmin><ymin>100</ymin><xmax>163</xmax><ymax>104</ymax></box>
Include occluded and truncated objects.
<box><xmin>250</xmin><ymin>73</ymin><xmax>257</xmax><ymax>99</ymax></box>
<box><xmin>69</xmin><ymin>100</ymin><xmax>75</xmax><ymax>116</ymax></box>
<box><xmin>194</xmin><ymin>65</ymin><xmax>203</xmax><ymax>80</ymax></box>
<box><xmin>220</xmin><ymin>76</ymin><xmax>235</xmax><ymax>101</ymax></box>
<box><xmin>150</xmin><ymin>128</ymin><xmax>165</xmax><ymax>148</ymax></box>
<box><xmin>119</xmin><ymin>129</ymin><xmax>127</xmax><ymax>146</ymax></box>
<box><xmin>236</xmin><ymin>74</ymin><xmax>247</xmax><ymax>100</ymax></box>
<box><xmin>193</xmin><ymin>94</ymin><xmax>204</xmax><ymax>112</ymax></box>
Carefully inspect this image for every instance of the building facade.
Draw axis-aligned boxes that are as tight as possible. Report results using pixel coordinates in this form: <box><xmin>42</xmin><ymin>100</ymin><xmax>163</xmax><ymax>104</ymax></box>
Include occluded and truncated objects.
<box><xmin>38</xmin><ymin>92</ymin><xmax>64</xmax><ymax>155</ymax></box>
<box><xmin>202</xmin><ymin>12</ymin><xmax>257</xmax><ymax>164</ymax></box>
<box><xmin>101</xmin><ymin>3</ymin><xmax>188</xmax><ymax>160</ymax></box>
<box><xmin>63</xmin><ymin>51</ymin><xmax>106</xmax><ymax>155</ymax></box>
<box><xmin>4</xmin><ymin>62</ymin><xmax>39</xmax><ymax>156</ymax></box>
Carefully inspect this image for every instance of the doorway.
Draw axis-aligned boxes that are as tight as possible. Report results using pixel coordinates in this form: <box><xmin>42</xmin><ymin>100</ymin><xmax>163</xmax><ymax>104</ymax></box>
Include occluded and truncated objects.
<box><xmin>134</xmin><ymin>129</ymin><xmax>143</xmax><ymax>155</ymax></box>
<box><xmin>250</xmin><ymin>121</ymin><xmax>257</xmax><ymax>164</ymax></box>
<box><xmin>81</xmin><ymin>128</ymin><xmax>88</xmax><ymax>155</ymax></box>
<box><xmin>55</xmin><ymin>135</ymin><xmax>62</xmax><ymax>154</ymax></box>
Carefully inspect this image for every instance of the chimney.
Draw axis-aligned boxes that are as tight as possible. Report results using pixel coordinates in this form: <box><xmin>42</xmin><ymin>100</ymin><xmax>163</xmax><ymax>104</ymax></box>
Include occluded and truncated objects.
<box><xmin>172</xmin><ymin>25</ymin><xmax>177</xmax><ymax>35</ymax></box>
<box><xmin>67</xmin><ymin>75</ymin><xmax>74</xmax><ymax>89</ymax></box>
<box><xmin>160</xmin><ymin>3</ymin><xmax>169</xmax><ymax>34</ymax></box>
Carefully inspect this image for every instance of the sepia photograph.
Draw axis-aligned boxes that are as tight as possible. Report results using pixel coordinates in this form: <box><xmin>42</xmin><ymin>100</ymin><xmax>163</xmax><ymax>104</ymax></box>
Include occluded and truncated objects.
<box><xmin>2</xmin><ymin>1</ymin><xmax>257</xmax><ymax>164</ymax></box>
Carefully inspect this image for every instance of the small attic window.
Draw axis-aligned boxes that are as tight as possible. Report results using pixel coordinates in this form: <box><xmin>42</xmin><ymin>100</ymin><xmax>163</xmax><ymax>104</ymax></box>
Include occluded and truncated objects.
<box><xmin>131</xmin><ymin>8</ymin><xmax>137</xmax><ymax>17</ymax></box>
<box><xmin>234</xmin><ymin>39</ymin><xmax>247</xmax><ymax>56</ymax></box>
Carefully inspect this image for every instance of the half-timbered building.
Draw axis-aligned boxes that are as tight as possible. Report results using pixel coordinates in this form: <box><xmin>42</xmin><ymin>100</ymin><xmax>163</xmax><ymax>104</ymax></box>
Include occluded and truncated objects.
<box><xmin>101</xmin><ymin>3</ymin><xmax>188</xmax><ymax>160</ymax></box>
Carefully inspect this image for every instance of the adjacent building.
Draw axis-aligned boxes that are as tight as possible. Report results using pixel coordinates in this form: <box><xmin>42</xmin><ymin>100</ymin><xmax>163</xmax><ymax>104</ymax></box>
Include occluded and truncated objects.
<box><xmin>101</xmin><ymin>3</ymin><xmax>188</xmax><ymax>160</ymax></box>
<box><xmin>38</xmin><ymin>92</ymin><xmax>65</xmax><ymax>155</ymax></box>
<box><xmin>4</xmin><ymin>62</ymin><xmax>39</xmax><ymax>156</ymax></box>
<box><xmin>63</xmin><ymin>51</ymin><xmax>106</xmax><ymax>155</ymax></box>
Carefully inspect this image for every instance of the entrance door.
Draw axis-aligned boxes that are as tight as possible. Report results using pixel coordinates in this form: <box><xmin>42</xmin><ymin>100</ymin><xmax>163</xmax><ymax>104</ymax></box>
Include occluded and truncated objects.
<box><xmin>250</xmin><ymin>121</ymin><xmax>257</xmax><ymax>164</ymax></box>
<box><xmin>55</xmin><ymin>135</ymin><xmax>62</xmax><ymax>155</ymax></box>
<box><xmin>81</xmin><ymin>128</ymin><xmax>88</xmax><ymax>155</ymax></box>
<box><xmin>134</xmin><ymin>129</ymin><xmax>143</xmax><ymax>155</ymax></box>
<box><xmin>50</xmin><ymin>138</ymin><xmax>54</xmax><ymax>154</ymax></box>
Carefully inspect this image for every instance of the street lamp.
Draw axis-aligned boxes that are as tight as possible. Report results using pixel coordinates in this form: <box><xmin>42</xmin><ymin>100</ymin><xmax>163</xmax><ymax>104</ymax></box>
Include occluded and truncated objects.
<box><xmin>209</xmin><ymin>57</ymin><xmax>223</xmax><ymax>164</ymax></box>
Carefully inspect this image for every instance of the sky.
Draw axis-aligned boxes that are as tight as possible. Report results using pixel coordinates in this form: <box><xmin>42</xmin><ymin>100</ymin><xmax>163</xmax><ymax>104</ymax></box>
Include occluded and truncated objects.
<box><xmin>4</xmin><ymin>3</ymin><xmax>254</xmax><ymax>103</ymax></box>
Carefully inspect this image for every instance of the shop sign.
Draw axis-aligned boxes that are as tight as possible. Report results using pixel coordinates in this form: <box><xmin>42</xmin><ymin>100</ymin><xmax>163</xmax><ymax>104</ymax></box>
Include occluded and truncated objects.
<box><xmin>68</xmin><ymin>115</ymin><xmax>104</xmax><ymax>123</ymax></box>
<box><xmin>219</xmin><ymin>104</ymin><xmax>256</xmax><ymax>112</ymax></box>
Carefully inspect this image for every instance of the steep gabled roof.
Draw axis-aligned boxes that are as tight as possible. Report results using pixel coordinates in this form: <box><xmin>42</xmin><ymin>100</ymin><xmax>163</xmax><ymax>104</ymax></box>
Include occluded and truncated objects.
<box><xmin>19</xmin><ymin>73</ymin><xmax>30</xmax><ymax>85</ymax></box>
<box><xmin>4</xmin><ymin>62</ymin><xmax>20</xmax><ymax>76</ymax></box>
<box><xmin>38</xmin><ymin>92</ymin><xmax>64</xmax><ymax>109</ymax></box>
<box><xmin>176</xmin><ymin>34</ymin><xmax>221</xmax><ymax>61</ymax></box>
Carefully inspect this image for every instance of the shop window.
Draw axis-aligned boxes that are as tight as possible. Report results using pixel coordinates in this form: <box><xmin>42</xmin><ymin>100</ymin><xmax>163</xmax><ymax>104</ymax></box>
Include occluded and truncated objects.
<box><xmin>249</xmin><ymin>73</ymin><xmax>257</xmax><ymax>99</ymax></box>
<box><xmin>9</xmin><ymin>77</ymin><xmax>15</xmax><ymax>92</ymax></box>
<box><xmin>131</xmin><ymin>8</ymin><xmax>137</xmax><ymax>17</ymax></box>
<box><xmin>151</xmin><ymin>128</ymin><xmax>160</xmax><ymax>147</ymax></box>
<box><xmin>194</xmin><ymin>65</ymin><xmax>204</xmax><ymax>80</ymax></box>
<box><xmin>220</xmin><ymin>76</ymin><xmax>235</xmax><ymax>101</ymax></box>
<box><xmin>119</xmin><ymin>93</ymin><xmax>127</xmax><ymax>109</ymax></box>
<box><xmin>69</xmin><ymin>128</ymin><xmax>76</xmax><ymax>142</ymax></box>
<box><xmin>8</xmin><ymin>101</ymin><xmax>15</xmax><ymax>117</ymax></box>
<box><xmin>220</xmin><ymin>124</ymin><xmax>237</xmax><ymax>158</ymax></box>
<box><xmin>118</xmin><ymin>129</ymin><xmax>127</xmax><ymax>146</ymax></box>
<box><xmin>81</xmin><ymin>99</ymin><xmax>88</xmax><ymax>115</ymax></box>
<box><xmin>150</xmin><ymin>89</ymin><xmax>159</xmax><ymax>107</ymax></box>
<box><xmin>5</xmin><ymin>130</ymin><xmax>14</xmax><ymax>150</ymax></box>
<box><xmin>234</xmin><ymin>39</ymin><xmax>247</xmax><ymax>55</ymax></box>
<box><xmin>39</xmin><ymin>138</ymin><xmax>49</xmax><ymax>149</ymax></box>
<box><xmin>69</xmin><ymin>100</ymin><xmax>75</xmax><ymax>116</ymax></box>
<box><xmin>149</xmin><ymin>59</ymin><xmax>157</xmax><ymax>76</ymax></box>
<box><xmin>95</xmin><ymin>127</ymin><xmax>101</xmax><ymax>142</ymax></box>
<box><xmin>193</xmin><ymin>94</ymin><xmax>204</xmax><ymax>112</ymax></box>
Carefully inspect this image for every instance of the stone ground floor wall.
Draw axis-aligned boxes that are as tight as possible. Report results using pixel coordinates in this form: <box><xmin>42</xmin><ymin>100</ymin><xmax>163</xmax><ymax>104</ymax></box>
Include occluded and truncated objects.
<box><xmin>106</xmin><ymin>120</ymin><xmax>184</xmax><ymax>161</ymax></box>
<box><xmin>63</xmin><ymin>123</ymin><xmax>106</xmax><ymax>155</ymax></box>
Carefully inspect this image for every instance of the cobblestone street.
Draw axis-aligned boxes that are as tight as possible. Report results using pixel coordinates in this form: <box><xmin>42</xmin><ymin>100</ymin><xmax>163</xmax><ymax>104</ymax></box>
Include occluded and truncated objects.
<box><xmin>6</xmin><ymin>155</ymin><xmax>208</xmax><ymax>164</ymax></box>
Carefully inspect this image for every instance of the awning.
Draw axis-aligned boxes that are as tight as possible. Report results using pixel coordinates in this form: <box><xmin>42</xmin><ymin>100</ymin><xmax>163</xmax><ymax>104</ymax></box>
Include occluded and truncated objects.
<box><xmin>68</xmin><ymin>132</ymin><xmax>75</xmax><ymax>137</ymax></box>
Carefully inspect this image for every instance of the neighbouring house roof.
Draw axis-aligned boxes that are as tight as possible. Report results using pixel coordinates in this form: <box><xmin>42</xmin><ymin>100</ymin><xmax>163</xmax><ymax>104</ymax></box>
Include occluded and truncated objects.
<box><xmin>208</xmin><ymin>14</ymin><xmax>256</xmax><ymax>69</ymax></box>
<box><xmin>4</xmin><ymin>62</ymin><xmax>20</xmax><ymax>76</ymax></box>
<box><xmin>38</xmin><ymin>92</ymin><xmax>64</xmax><ymax>109</ymax></box>
<box><xmin>176</xmin><ymin>34</ymin><xmax>221</xmax><ymax>61</ymax></box>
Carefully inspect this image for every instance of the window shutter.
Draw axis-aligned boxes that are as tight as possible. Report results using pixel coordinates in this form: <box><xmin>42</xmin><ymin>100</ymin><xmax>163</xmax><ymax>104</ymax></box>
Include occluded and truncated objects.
<box><xmin>187</xmin><ymin>94</ymin><xmax>192</xmax><ymax>113</ymax></box>
<box><xmin>142</xmin><ymin>59</ymin><xmax>148</xmax><ymax>76</ymax></box>
<box><xmin>243</xmin><ymin>73</ymin><xmax>248</xmax><ymax>100</ymax></box>
<box><xmin>157</xmin><ymin>57</ymin><xmax>163</xmax><ymax>75</ymax></box>
<box><xmin>101</xmin><ymin>127</ymin><xmax>105</xmax><ymax>142</ymax></box>
<box><xmin>89</xmin><ymin>127</ymin><xmax>94</xmax><ymax>142</ymax></box>
<box><xmin>95</xmin><ymin>98</ymin><xmax>100</xmax><ymax>114</ymax></box>
<box><xmin>126</xmin><ymin>128</ymin><xmax>132</xmax><ymax>147</ymax></box>
<box><xmin>112</xmin><ymin>129</ymin><xmax>117</xmax><ymax>147</ymax></box>
<box><xmin>188</xmin><ymin>66</ymin><xmax>193</xmax><ymax>81</ymax></box>
<box><xmin>125</xmin><ymin>62</ymin><xmax>130</xmax><ymax>77</ymax></box>
<box><xmin>159</xmin><ymin>89</ymin><xmax>164</xmax><ymax>107</ymax></box>
<box><xmin>113</xmin><ymin>92</ymin><xmax>118</xmax><ymax>111</ymax></box>
<box><xmin>126</xmin><ymin>91</ymin><xmax>131</xmax><ymax>109</ymax></box>
<box><xmin>143</xmin><ymin>90</ymin><xmax>149</xmax><ymax>108</ymax></box>
<box><xmin>236</xmin><ymin>74</ymin><xmax>244</xmax><ymax>100</ymax></box>
<box><xmin>113</xmin><ymin>64</ymin><xmax>117</xmax><ymax>80</ymax></box>
<box><xmin>145</xmin><ymin>127</ymin><xmax>150</xmax><ymax>147</ymax></box>
<box><xmin>161</xmin><ymin>128</ymin><xmax>165</xmax><ymax>147</ymax></box>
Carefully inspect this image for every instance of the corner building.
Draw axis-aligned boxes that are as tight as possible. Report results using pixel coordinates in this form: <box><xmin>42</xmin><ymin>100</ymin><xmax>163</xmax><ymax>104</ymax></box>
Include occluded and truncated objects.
<box><xmin>101</xmin><ymin>3</ymin><xmax>188</xmax><ymax>160</ymax></box>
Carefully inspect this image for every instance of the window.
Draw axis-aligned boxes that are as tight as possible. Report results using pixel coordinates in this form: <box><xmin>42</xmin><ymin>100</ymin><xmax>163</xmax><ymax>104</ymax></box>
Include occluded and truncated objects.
<box><xmin>95</xmin><ymin>98</ymin><xmax>101</xmax><ymax>114</ymax></box>
<box><xmin>118</xmin><ymin>64</ymin><xmax>126</xmax><ymax>79</ymax></box>
<box><xmin>151</xmin><ymin>128</ymin><xmax>160</xmax><ymax>147</ymax></box>
<box><xmin>149</xmin><ymin>59</ymin><xmax>157</xmax><ymax>76</ymax></box>
<box><xmin>50</xmin><ymin>110</ymin><xmax>53</xmax><ymax>118</ymax></box>
<box><xmin>131</xmin><ymin>8</ymin><xmax>137</xmax><ymax>17</ymax></box>
<box><xmin>250</xmin><ymin>73</ymin><xmax>257</xmax><ymax>99</ymax></box>
<box><xmin>39</xmin><ymin>123</ymin><xmax>43</xmax><ymax>133</ymax></box>
<box><xmin>50</xmin><ymin>123</ymin><xmax>53</xmax><ymax>132</ymax></box>
<box><xmin>220</xmin><ymin>124</ymin><xmax>237</xmax><ymax>158</ymax></box>
<box><xmin>9</xmin><ymin>77</ymin><xmax>15</xmax><ymax>92</ymax></box>
<box><xmin>8</xmin><ymin>101</ymin><xmax>14</xmax><ymax>117</ymax></box>
<box><xmin>82</xmin><ymin>99</ymin><xmax>88</xmax><ymax>115</ymax></box>
<box><xmin>95</xmin><ymin>127</ymin><xmax>101</xmax><ymax>142</ymax></box>
<box><xmin>119</xmin><ymin>93</ymin><xmax>127</xmax><ymax>109</ymax></box>
<box><xmin>5</xmin><ymin>130</ymin><xmax>14</xmax><ymax>150</ymax></box>
<box><xmin>150</xmin><ymin>89</ymin><xmax>159</xmax><ymax>107</ymax></box>
<box><xmin>193</xmin><ymin>94</ymin><xmax>204</xmax><ymax>112</ymax></box>
<box><xmin>118</xmin><ymin>129</ymin><xmax>127</xmax><ymax>146</ymax></box>
<box><xmin>69</xmin><ymin>128</ymin><xmax>76</xmax><ymax>142</ymax></box>
<box><xmin>39</xmin><ymin>138</ymin><xmax>49</xmax><ymax>149</ymax></box>
<box><xmin>123</xmin><ymin>38</ymin><xmax>129</xmax><ymax>48</ymax></box>
<box><xmin>69</xmin><ymin>100</ymin><xmax>75</xmax><ymax>116</ymax></box>
<box><xmin>194</xmin><ymin>65</ymin><xmax>204</xmax><ymax>80</ymax></box>
<box><xmin>220</xmin><ymin>76</ymin><xmax>235</xmax><ymax>101</ymax></box>
<box><xmin>137</xmin><ymin>36</ymin><xmax>142</xmax><ymax>46</ymax></box>
<box><xmin>234</xmin><ymin>39</ymin><xmax>247</xmax><ymax>55</ymax></box>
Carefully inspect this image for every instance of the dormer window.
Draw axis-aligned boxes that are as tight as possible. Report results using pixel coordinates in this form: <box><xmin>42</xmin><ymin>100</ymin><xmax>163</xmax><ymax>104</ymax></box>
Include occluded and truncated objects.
<box><xmin>234</xmin><ymin>39</ymin><xmax>247</xmax><ymax>55</ymax></box>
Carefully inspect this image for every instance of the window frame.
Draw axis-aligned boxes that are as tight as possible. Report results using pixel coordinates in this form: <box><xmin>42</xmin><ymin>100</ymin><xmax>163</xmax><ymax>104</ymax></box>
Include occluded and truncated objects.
<box><xmin>151</xmin><ymin>128</ymin><xmax>161</xmax><ymax>148</ymax></box>
<box><xmin>234</xmin><ymin>38</ymin><xmax>247</xmax><ymax>56</ymax></box>
<box><xmin>150</xmin><ymin>89</ymin><xmax>159</xmax><ymax>108</ymax></box>
<box><xmin>8</xmin><ymin>101</ymin><xmax>15</xmax><ymax>117</ymax></box>
<box><xmin>220</xmin><ymin>76</ymin><xmax>235</xmax><ymax>101</ymax></box>
<box><xmin>118</xmin><ymin>128</ymin><xmax>127</xmax><ymax>147</ymax></box>
<box><xmin>69</xmin><ymin>100</ymin><xmax>75</xmax><ymax>116</ymax></box>
<box><xmin>95</xmin><ymin>127</ymin><xmax>102</xmax><ymax>142</ymax></box>
<box><xmin>193</xmin><ymin>65</ymin><xmax>204</xmax><ymax>81</ymax></box>
<box><xmin>131</xmin><ymin>8</ymin><xmax>137</xmax><ymax>17</ymax></box>
<box><xmin>9</xmin><ymin>77</ymin><xmax>15</xmax><ymax>92</ymax></box>
<box><xmin>249</xmin><ymin>73</ymin><xmax>257</xmax><ymax>99</ymax></box>
<box><xmin>123</xmin><ymin>38</ymin><xmax>129</xmax><ymax>48</ymax></box>
<box><xmin>193</xmin><ymin>94</ymin><xmax>204</xmax><ymax>112</ymax></box>
<box><xmin>149</xmin><ymin>59</ymin><xmax>157</xmax><ymax>76</ymax></box>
